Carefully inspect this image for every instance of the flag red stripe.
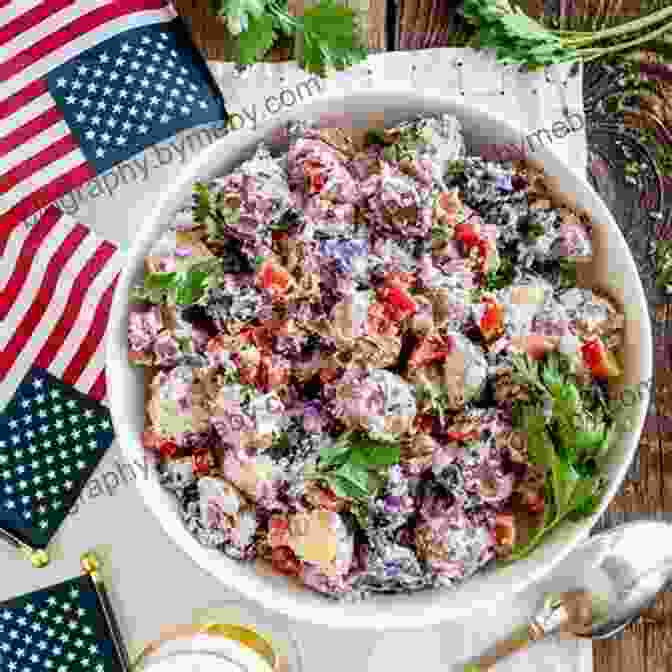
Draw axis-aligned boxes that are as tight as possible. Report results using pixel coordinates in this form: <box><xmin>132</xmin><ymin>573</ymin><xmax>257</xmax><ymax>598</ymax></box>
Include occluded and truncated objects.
<box><xmin>33</xmin><ymin>240</ymin><xmax>118</xmax><ymax>371</ymax></box>
<box><xmin>0</xmin><ymin>133</ymin><xmax>78</xmax><ymax>196</ymax></box>
<box><xmin>0</xmin><ymin>161</ymin><xmax>94</xmax><ymax>253</ymax></box>
<box><xmin>0</xmin><ymin>105</ymin><xmax>62</xmax><ymax>158</ymax></box>
<box><xmin>0</xmin><ymin>205</ymin><xmax>63</xmax><ymax>320</ymax></box>
<box><xmin>0</xmin><ymin>78</ymin><xmax>48</xmax><ymax>121</ymax></box>
<box><xmin>0</xmin><ymin>224</ymin><xmax>88</xmax><ymax>382</ymax></box>
<box><xmin>89</xmin><ymin>370</ymin><xmax>107</xmax><ymax>402</ymax></box>
<box><xmin>0</xmin><ymin>0</ymin><xmax>75</xmax><ymax>48</ymax></box>
<box><xmin>0</xmin><ymin>0</ymin><xmax>168</xmax><ymax>82</ymax></box>
<box><xmin>62</xmin><ymin>274</ymin><xmax>119</xmax><ymax>388</ymax></box>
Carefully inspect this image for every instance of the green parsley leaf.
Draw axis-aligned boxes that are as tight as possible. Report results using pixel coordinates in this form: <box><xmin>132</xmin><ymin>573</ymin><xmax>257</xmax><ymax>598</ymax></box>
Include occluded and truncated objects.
<box><xmin>134</xmin><ymin>260</ymin><xmax>222</xmax><ymax>306</ymax></box>
<box><xmin>446</xmin><ymin>160</ymin><xmax>466</xmax><ymax>177</ymax></box>
<box><xmin>210</xmin><ymin>0</ymin><xmax>265</xmax><ymax>20</ymax></box>
<box><xmin>558</xmin><ymin>257</ymin><xmax>578</xmax><ymax>289</ymax></box>
<box><xmin>317</xmin><ymin>432</ymin><xmax>354</xmax><ymax>469</ymax></box>
<box><xmin>349</xmin><ymin>499</ymin><xmax>370</xmax><ymax>529</ymax></box>
<box><xmin>300</xmin><ymin>0</ymin><xmax>367</xmax><ymax>74</ymax></box>
<box><xmin>364</xmin><ymin>129</ymin><xmax>386</xmax><ymax>146</ymax></box>
<box><xmin>348</xmin><ymin>436</ymin><xmax>401</xmax><ymax>467</ymax></box>
<box><xmin>315</xmin><ymin>431</ymin><xmax>400</xmax><ymax>500</ymax></box>
<box><xmin>193</xmin><ymin>182</ymin><xmax>213</xmax><ymax>223</ymax></box>
<box><xmin>332</xmin><ymin>461</ymin><xmax>370</xmax><ymax>494</ymax></box>
<box><xmin>519</xmin><ymin>404</ymin><xmax>553</xmax><ymax>467</ymax></box>
<box><xmin>236</xmin><ymin>12</ymin><xmax>276</xmax><ymax>65</ymax></box>
<box><xmin>483</xmin><ymin>256</ymin><xmax>515</xmax><ymax>290</ymax></box>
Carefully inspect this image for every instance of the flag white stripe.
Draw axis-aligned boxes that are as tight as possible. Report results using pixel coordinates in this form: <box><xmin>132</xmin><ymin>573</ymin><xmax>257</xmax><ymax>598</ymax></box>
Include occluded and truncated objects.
<box><xmin>48</xmin><ymin>251</ymin><xmax>122</xmax><ymax>379</ymax></box>
<box><xmin>70</xmin><ymin>297</ymin><xmax>113</xmax><ymax>398</ymax></box>
<box><xmin>2</xmin><ymin>9</ymin><xmax>172</xmax><ymax>101</ymax></box>
<box><xmin>0</xmin><ymin>0</ymin><xmax>51</xmax><ymax>28</ymax></box>
<box><xmin>4</xmin><ymin>1</ymin><xmax>106</xmax><ymax>59</ymax></box>
<box><xmin>0</xmin><ymin>223</ymin><xmax>31</xmax><ymax>289</ymax></box>
<box><xmin>1</xmin><ymin>119</ymin><xmax>69</xmax><ymax>174</ymax></box>
<box><xmin>0</xmin><ymin>233</ymin><xmax>101</xmax><ymax>404</ymax></box>
<box><xmin>1</xmin><ymin>145</ymin><xmax>87</xmax><ymax>212</ymax></box>
<box><xmin>0</xmin><ymin>93</ymin><xmax>55</xmax><ymax>137</ymax></box>
<box><xmin>0</xmin><ymin>216</ymin><xmax>76</xmax><ymax>351</ymax></box>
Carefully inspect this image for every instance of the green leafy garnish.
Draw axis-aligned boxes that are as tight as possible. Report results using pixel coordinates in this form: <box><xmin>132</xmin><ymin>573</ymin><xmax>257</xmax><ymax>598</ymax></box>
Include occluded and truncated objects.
<box><xmin>132</xmin><ymin>259</ymin><xmax>222</xmax><ymax>306</ymax></box>
<box><xmin>655</xmin><ymin>240</ymin><xmax>672</xmax><ymax>292</ymax></box>
<box><xmin>193</xmin><ymin>182</ymin><xmax>241</xmax><ymax>242</ymax></box>
<box><xmin>300</xmin><ymin>0</ymin><xmax>366</xmax><ymax>74</ymax></box>
<box><xmin>314</xmin><ymin>431</ymin><xmax>401</xmax><ymax>503</ymax></box>
<box><xmin>209</xmin><ymin>0</ymin><xmax>366</xmax><ymax>75</ymax></box>
<box><xmin>483</xmin><ymin>256</ymin><xmax>515</xmax><ymax>290</ymax></box>
<box><xmin>363</xmin><ymin>129</ymin><xmax>386</xmax><ymax>146</ymax></box>
<box><xmin>558</xmin><ymin>257</ymin><xmax>578</xmax><ymax>289</ymax></box>
<box><xmin>503</xmin><ymin>351</ymin><xmax>646</xmax><ymax>562</ymax></box>
<box><xmin>236</xmin><ymin>12</ymin><xmax>276</xmax><ymax>65</ymax></box>
<box><xmin>445</xmin><ymin>159</ymin><xmax>466</xmax><ymax>177</ymax></box>
<box><xmin>416</xmin><ymin>381</ymin><xmax>452</xmax><ymax>420</ymax></box>
<box><xmin>462</xmin><ymin>0</ymin><xmax>672</xmax><ymax>69</ymax></box>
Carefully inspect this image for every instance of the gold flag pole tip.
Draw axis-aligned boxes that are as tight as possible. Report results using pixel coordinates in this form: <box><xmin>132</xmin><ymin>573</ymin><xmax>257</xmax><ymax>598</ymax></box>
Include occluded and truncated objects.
<box><xmin>81</xmin><ymin>551</ymin><xmax>100</xmax><ymax>575</ymax></box>
<box><xmin>80</xmin><ymin>550</ymin><xmax>132</xmax><ymax>672</ymax></box>
<box><xmin>28</xmin><ymin>548</ymin><xmax>50</xmax><ymax>568</ymax></box>
<box><xmin>0</xmin><ymin>526</ymin><xmax>50</xmax><ymax>567</ymax></box>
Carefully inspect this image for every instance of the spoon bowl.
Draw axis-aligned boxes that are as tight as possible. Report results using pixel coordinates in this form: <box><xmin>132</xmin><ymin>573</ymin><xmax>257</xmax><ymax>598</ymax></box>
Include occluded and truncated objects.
<box><xmin>572</xmin><ymin>521</ymin><xmax>672</xmax><ymax>639</ymax></box>
<box><xmin>469</xmin><ymin>521</ymin><xmax>672</xmax><ymax>670</ymax></box>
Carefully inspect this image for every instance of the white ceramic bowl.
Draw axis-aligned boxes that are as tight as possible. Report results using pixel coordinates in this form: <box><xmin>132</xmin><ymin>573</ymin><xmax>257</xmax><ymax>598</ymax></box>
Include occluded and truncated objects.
<box><xmin>107</xmin><ymin>90</ymin><xmax>652</xmax><ymax>630</ymax></box>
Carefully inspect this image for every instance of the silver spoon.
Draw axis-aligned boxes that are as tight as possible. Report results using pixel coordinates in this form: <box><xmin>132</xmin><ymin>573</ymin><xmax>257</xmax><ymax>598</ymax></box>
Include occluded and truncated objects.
<box><xmin>467</xmin><ymin>521</ymin><xmax>672</xmax><ymax>670</ymax></box>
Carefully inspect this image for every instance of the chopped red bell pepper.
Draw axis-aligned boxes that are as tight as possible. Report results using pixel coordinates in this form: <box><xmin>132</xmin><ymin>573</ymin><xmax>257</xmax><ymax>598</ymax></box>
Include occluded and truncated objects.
<box><xmin>158</xmin><ymin>440</ymin><xmax>178</xmax><ymax>459</ymax></box>
<box><xmin>580</xmin><ymin>337</ymin><xmax>621</xmax><ymax>379</ymax></box>
<box><xmin>271</xmin><ymin>546</ymin><xmax>302</xmax><ymax>576</ymax></box>
<box><xmin>445</xmin><ymin>430</ymin><xmax>480</xmax><ymax>442</ymax></box>
<box><xmin>378</xmin><ymin>286</ymin><xmax>417</xmax><ymax>322</ymax></box>
<box><xmin>192</xmin><ymin>448</ymin><xmax>213</xmax><ymax>476</ymax></box>
<box><xmin>523</xmin><ymin>491</ymin><xmax>545</xmax><ymax>514</ymax></box>
<box><xmin>479</xmin><ymin>298</ymin><xmax>504</xmax><ymax>342</ymax></box>
<box><xmin>408</xmin><ymin>335</ymin><xmax>453</xmax><ymax>368</ymax></box>
<box><xmin>454</xmin><ymin>221</ymin><xmax>481</xmax><ymax>248</ymax></box>
<box><xmin>494</xmin><ymin>512</ymin><xmax>516</xmax><ymax>547</ymax></box>
<box><xmin>257</xmin><ymin>261</ymin><xmax>292</xmax><ymax>300</ymax></box>
<box><xmin>142</xmin><ymin>430</ymin><xmax>162</xmax><ymax>451</ymax></box>
<box><xmin>414</xmin><ymin>414</ymin><xmax>436</xmax><ymax>434</ymax></box>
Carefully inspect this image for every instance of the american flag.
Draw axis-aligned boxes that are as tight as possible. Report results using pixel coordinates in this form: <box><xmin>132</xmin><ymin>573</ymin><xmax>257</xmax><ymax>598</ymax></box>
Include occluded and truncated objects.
<box><xmin>0</xmin><ymin>0</ymin><xmax>227</xmax><ymax>235</ymax></box>
<box><xmin>0</xmin><ymin>206</ymin><xmax>119</xmax><ymax>548</ymax></box>
<box><xmin>0</xmin><ymin>574</ymin><xmax>125</xmax><ymax>672</ymax></box>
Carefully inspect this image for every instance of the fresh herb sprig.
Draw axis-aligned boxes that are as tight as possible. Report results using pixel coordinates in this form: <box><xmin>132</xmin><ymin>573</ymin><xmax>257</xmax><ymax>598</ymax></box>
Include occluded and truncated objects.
<box><xmin>209</xmin><ymin>0</ymin><xmax>366</xmax><ymax>75</ymax></box>
<box><xmin>484</xmin><ymin>256</ymin><xmax>515</xmax><ymax>291</ymax></box>
<box><xmin>504</xmin><ymin>351</ymin><xmax>645</xmax><ymax>561</ymax></box>
<box><xmin>312</xmin><ymin>431</ymin><xmax>401</xmax><ymax>501</ymax></box>
<box><xmin>416</xmin><ymin>381</ymin><xmax>453</xmax><ymax>421</ymax></box>
<box><xmin>193</xmin><ymin>182</ymin><xmax>241</xmax><ymax>242</ymax></box>
<box><xmin>462</xmin><ymin>0</ymin><xmax>672</xmax><ymax>69</ymax></box>
<box><xmin>132</xmin><ymin>259</ymin><xmax>223</xmax><ymax>306</ymax></box>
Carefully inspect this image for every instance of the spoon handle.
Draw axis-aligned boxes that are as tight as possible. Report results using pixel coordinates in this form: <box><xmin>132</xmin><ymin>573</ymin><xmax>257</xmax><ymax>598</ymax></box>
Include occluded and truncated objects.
<box><xmin>467</xmin><ymin>632</ymin><xmax>532</xmax><ymax>670</ymax></box>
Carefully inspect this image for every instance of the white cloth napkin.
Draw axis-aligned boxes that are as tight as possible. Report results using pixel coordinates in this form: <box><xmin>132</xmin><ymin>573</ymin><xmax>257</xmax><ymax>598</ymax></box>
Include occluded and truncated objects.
<box><xmin>5</xmin><ymin>49</ymin><xmax>589</xmax><ymax>672</ymax></box>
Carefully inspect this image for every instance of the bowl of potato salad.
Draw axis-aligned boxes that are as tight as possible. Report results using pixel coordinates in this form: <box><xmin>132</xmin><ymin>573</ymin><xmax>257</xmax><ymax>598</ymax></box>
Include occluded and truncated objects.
<box><xmin>107</xmin><ymin>90</ymin><xmax>651</xmax><ymax>630</ymax></box>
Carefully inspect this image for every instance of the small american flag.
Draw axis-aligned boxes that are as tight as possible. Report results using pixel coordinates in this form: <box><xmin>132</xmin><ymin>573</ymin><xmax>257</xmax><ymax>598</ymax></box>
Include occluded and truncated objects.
<box><xmin>0</xmin><ymin>206</ymin><xmax>119</xmax><ymax>548</ymax></box>
<box><xmin>0</xmin><ymin>0</ymin><xmax>227</xmax><ymax>235</ymax></box>
<box><xmin>0</xmin><ymin>574</ymin><xmax>125</xmax><ymax>672</ymax></box>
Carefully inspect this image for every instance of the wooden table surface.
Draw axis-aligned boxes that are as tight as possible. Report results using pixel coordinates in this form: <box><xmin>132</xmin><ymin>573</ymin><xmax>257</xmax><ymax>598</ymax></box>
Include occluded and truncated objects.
<box><xmin>174</xmin><ymin>2</ymin><xmax>672</xmax><ymax>670</ymax></box>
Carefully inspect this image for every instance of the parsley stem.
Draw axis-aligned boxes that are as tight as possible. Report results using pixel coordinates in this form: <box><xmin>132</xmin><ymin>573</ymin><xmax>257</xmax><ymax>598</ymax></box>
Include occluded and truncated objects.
<box><xmin>578</xmin><ymin>21</ymin><xmax>672</xmax><ymax>60</ymax></box>
<box><xmin>560</xmin><ymin>7</ymin><xmax>672</xmax><ymax>48</ymax></box>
